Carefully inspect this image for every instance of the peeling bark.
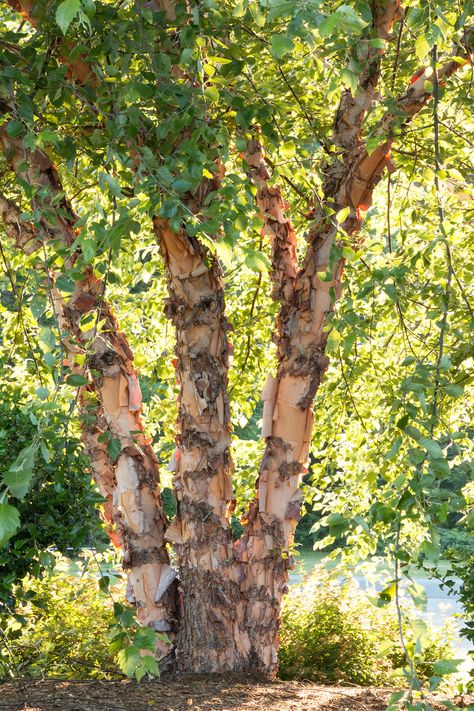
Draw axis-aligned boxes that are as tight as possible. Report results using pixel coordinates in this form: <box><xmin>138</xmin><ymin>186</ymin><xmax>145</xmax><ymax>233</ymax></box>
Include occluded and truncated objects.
<box><xmin>154</xmin><ymin>216</ymin><xmax>250</xmax><ymax>672</ymax></box>
<box><xmin>239</xmin><ymin>16</ymin><xmax>473</xmax><ymax>675</ymax></box>
<box><xmin>239</xmin><ymin>1</ymin><xmax>403</xmax><ymax>674</ymax></box>
<box><xmin>0</xmin><ymin>127</ymin><xmax>177</xmax><ymax>654</ymax></box>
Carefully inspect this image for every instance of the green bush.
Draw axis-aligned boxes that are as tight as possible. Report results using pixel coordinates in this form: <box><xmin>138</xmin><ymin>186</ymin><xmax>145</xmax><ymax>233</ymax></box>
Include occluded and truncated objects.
<box><xmin>279</xmin><ymin>570</ymin><xmax>456</xmax><ymax>686</ymax></box>
<box><xmin>0</xmin><ymin>565</ymin><xmax>118</xmax><ymax>680</ymax></box>
<box><xmin>0</xmin><ymin>392</ymin><xmax>107</xmax><ymax>602</ymax></box>
<box><xmin>440</xmin><ymin>528</ymin><xmax>474</xmax><ymax>557</ymax></box>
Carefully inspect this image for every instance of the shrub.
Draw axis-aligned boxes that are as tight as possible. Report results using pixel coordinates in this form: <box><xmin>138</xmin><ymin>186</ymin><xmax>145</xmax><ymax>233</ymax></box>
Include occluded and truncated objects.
<box><xmin>0</xmin><ymin>563</ymin><xmax>119</xmax><ymax>680</ymax></box>
<box><xmin>279</xmin><ymin>570</ymin><xmax>456</xmax><ymax>686</ymax></box>
<box><xmin>0</xmin><ymin>392</ymin><xmax>107</xmax><ymax>603</ymax></box>
<box><xmin>440</xmin><ymin>528</ymin><xmax>474</xmax><ymax>557</ymax></box>
<box><xmin>1</xmin><ymin>561</ymin><xmax>457</xmax><ymax>685</ymax></box>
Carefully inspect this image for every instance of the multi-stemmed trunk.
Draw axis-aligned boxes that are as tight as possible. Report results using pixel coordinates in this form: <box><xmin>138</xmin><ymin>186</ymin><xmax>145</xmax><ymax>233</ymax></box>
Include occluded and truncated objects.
<box><xmin>2</xmin><ymin>0</ymin><xmax>472</xmax><ymax>677</ymax></box>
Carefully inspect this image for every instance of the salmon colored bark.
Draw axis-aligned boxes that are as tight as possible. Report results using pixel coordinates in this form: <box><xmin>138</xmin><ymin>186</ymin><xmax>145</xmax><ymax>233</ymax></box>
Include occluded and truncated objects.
<box><xmin>154</xmin><ymin>216</ymin><xmax>250</xmax><ymax>672</ymax></box>
<box><xmin>0</xmin><ymin>126</ymin><xmax>177</xmax><ymax>654</ymax></box>
<box><xmin>238</xmin><ymin>1</ymin><xmax>404</xmax><ymax>673</ymax></box>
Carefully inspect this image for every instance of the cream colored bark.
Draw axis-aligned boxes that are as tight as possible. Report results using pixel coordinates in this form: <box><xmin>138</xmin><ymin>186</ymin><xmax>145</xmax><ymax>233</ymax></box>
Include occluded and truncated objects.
<box><xmin>0</xmin><ymin>128</ymin><xmax>177</xmax><ymax>653</ymax></box>
<box><xmin>154</xmin><ymin>217</ymin><xmax>250</xmax><ymax>671</ymax></box>
<box><xmin>239</xmin><ymin>0</ymin><xmax>405</xmax><ymax>673</ymax></box>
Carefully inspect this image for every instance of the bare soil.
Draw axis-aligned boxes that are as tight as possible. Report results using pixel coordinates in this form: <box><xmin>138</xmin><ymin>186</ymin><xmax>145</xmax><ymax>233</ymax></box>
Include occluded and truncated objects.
<box><xmin>0</xmin><ymin>677</ymin><xmax>472</xmax><ymax>711</ymax></box>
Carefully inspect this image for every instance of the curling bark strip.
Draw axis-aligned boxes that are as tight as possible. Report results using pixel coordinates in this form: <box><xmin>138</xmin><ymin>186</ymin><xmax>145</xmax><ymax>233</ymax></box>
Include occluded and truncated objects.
<box><xmin>0</xmin><ymin>124</ymin><xmax>177</xmax><ymax>650</ymax></box>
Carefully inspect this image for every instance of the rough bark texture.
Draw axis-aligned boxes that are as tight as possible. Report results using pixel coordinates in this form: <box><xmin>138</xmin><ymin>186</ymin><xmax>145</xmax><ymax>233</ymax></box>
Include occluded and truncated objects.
<box><xmin>0</xmin><ymin>126</ymin><xmax>177</xmax><ymax>653</ymax></box>
<box><xmin>238</xmin><ymin>1</ymin><xmax>403</xmax><ymax>674</ymax></box>
<box><xmin>154</xmin><ymin>216</ymin><xmax>250</xmax><ymax>672</ymax></box>
<box><xmin>239</xmin><ymin>14</ymin><xmax>473</xmax><ymax>675</ymax></box>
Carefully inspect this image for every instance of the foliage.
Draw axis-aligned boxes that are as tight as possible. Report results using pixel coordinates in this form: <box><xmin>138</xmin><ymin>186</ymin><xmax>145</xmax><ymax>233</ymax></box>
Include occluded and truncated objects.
<box><xmin>279</xmin><ymin>571</ymin><xmax>457</xmax><ymax>687</ymax></box>
<box><xmin>0</xmin><ymin>388</ymin><xmax>106</xmax><ymax>602</ymax></box>
<box><xmin>450</xmin><ymin>555</ymin><xmax>474</xmax><ymax>692</ymax></box>
<box><xmin>1</xmin><ymin>560</ymin><xmax>457</xmax><ymax>688</ymax></box>
<box><xmin>0</xmin><ymin>566</ymin><xmax>116</xmax><ymax>680</ymax></box>
<box><xmin>439</xmin><ymin>528</ymin><xmax>474</xmax><ymax>558</ymax></box>
<box><xmin>0</xmin><ymin>554</ymin><xmax>165</xmax><ymax>682</ymax></box>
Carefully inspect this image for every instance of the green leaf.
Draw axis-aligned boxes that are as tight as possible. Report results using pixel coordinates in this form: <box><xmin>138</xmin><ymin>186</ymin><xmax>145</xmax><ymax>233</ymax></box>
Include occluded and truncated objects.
<box><xmin>280</xmin><ymin>140</ymin><xmax>295</xmax><ymax>158</ymax></box>
<box><xmin>338</xmin><ymin>206</ymin><xmax>351</xmax><ymax>222</ymax></box>
<box><xmin>134</xmin><ymin>626</ymin><xmax>157</xmax><ymax>652</ymax></box>
<box><xmin>204</xmin><ymin>86</ymin><xmax>219</xmax><ymax>102</ymax></box>
<box><xmin>116</xmin><ymin>645</ymin><xmax>140</xmax><ymax>677</ymax></box>
<box><xmin>407</xmin><ymin>582</ymin><xmax>427</xmax><ymax>611</ymax></box>
<box><xmin>6</xmin><ymin>121</ymin><xmax>24</xmax><ymax>138</ymax></box>
<box><xmin>80</xmin><ymin>239</ymin><xmax>96</xmax><ymax>263</ymax></box>
<box><xmin>108</xmin><ymin>438</ymin><xmax>122</xmax><ymax>462</ymax></box>
<box><xmin>55</xmin><ymin>274</ymin><xmax>76</xmax><ymax>293</ymax></box>
<box><xmin>135</xmin><ymin>663</ymin><xmax>146</xmax><ymax>682</ymax></box>
<box><xmin>415</xmin><ymin>35</ymin><xmax>430</xmax><ymax>61</ymax></box>
<box><xmin>3</xmin><ymin>444</ymin><xmax>37</xmax><ymax>499</ymax></box>
<box><xmin>244</xmin><ymin>249</ymin><xmax>270</xmax><ymax>273</ymax></box>
<box><xmin>319</xmin><ymin>14</ymin><xmax>339</xmax><ymax>37</ymax></box>
<box><xmin>444</xmin><ymin>383</ymin><xmax>463</xmax><ymax>397</ymax></box>
<box><xmin>0</xmin><ymin>503</ymin><xmax>21</xmax><ymax>547</ymax></box>
<box><xmin>386</xmin><ymin>437</ymin><xmax>402</xmax><ymax>461</ymax></box>
<box><xmin>321</xmin><ymin>5</ymin><xmax>367</xmax><ymax>36</ymax></box>
<box><xmin>419</xmin><ymin>437</ymin><xmax>444</xmax><ymax>459</ymax></box>
<box><xmin>429</xmin><ymin>457</ymin><xmax>451</xmax><ymax>477</ymax></box>
<box><xmin>141</xmin><ymin>654</ymin><xmax>160</xmax><ymax>677</ymax></box>
<box><xmin>100</xmin><ymin>173</ymin><xmax>123</xmax><ymax>198</ymax></box>
<box><xmin>36</xmin><ymin>386</ymin><xmax>49</xmax><ymax>401</ymax></box>
<box><xmin>66</xmin><ymin>373</ymin><xmax>89</xmax><ymax>387</ymax></box>
<box><xmin>270</xmin><ymin>34</ymin><xmax>294</xmax><ymax>59</ymax></box>
<box><xmin>432</xmin><ymin>659</ymin><xmax>463</xmax><ymax>675</ymax></box>
<box><xmin>56</xmin><ymin>0</ymin><xmax>81</xmax><ymax>35</ymax></box>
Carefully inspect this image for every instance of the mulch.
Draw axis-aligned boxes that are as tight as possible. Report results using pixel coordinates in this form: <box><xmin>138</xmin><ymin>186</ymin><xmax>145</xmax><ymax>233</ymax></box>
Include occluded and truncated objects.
<box><xmin>0</xmin><ymin>677</ymin><xmax>472</xmax><ymax>711</ymax></box>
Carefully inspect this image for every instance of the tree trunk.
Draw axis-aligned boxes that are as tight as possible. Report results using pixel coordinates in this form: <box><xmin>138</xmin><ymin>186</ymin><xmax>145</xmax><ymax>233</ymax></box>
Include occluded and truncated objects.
<box><xmin>154</xmin><ymin>217</ymin><xmax>250</xmax><ymax>672</ymax></box>
<box><xmin>0</xmin><ymin>129</ymin><xmax>177</xmax><ymax>654</ymax></box>
<box><xmin>238</xmin><ymin>1</ymin><xmax>403</xmax><ymax>672</ymax></box>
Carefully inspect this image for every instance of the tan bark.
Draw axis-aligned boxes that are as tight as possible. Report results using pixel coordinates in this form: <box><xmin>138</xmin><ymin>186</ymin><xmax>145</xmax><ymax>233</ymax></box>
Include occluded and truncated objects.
<box><xmin>154</xmin><ymin>216</ymin><xmax>250</xmax><ymax>671</ymax></box>
<box><xmin>144</xmin><ymin>0</ymin><xmax>249</xmax><ymax>670</ymax></box>
<box><xmin>238</xmin><ymin>1</ymin><xmax>404</xmax><ymax>674</ymax></box>
<box><xmin>0</xmin><ymin>127</ymin><xmax>177</xmax><ymax>654</ymax></box>
<box><xmin>240</xmin><ymin>17</ymin><xmax>473</xmax><ymax>675</ymax></box>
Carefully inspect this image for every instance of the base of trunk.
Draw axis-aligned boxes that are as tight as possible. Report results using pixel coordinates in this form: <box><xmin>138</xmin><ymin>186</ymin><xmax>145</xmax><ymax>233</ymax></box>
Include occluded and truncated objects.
<box><xmin>175</xmin><ymin>566</ymin><xmax>251</xmax><ymax>674</ymax></box>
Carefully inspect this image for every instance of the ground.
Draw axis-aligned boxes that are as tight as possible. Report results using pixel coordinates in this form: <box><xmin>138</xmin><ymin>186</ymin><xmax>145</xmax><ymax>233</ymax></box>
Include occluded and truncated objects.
<box><xmin>0</xmin><ymin>678</ymin><xmax>472</xmax><ymax>711</ymax></box>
